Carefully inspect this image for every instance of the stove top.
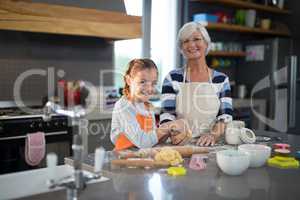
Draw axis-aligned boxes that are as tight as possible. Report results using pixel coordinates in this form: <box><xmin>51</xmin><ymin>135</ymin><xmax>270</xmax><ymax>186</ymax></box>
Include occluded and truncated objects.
<box><xmin>0</xmin><ymin>107</ymin><xmax>59</xmax><ymax>120</ymax></box>
<box><xmin>0</xmin><ymin>108</ymin><xmax>70</xmax><ymax>138</ymax></box>
<box><xmin>0</xmin><ymin>108</ymin><xmax>41</xmax><ymax>115</ymax></box>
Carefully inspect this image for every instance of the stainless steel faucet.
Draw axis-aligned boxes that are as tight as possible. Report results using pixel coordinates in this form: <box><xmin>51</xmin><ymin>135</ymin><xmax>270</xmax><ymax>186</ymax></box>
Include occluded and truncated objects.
<box><xmin>44</xmin><ymin>101</ymin><xmax>102</xmax><ymax>200</ymax></box>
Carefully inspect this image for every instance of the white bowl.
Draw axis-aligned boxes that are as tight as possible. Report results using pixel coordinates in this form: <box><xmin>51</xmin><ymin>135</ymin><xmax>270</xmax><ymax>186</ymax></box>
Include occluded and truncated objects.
<box><xmin>216</xmin><ymin>149</ymin><xmax>250</xmax><ymax>176</ymax></box>
<box><xmin>238</xmin><ymin>144</ymin><xmax>271</xmax><ymax>168</ymax></box>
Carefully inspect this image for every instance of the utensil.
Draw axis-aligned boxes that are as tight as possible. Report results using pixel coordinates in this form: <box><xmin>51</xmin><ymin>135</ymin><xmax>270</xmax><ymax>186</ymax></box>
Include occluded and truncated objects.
<box><xmin>268</xmin><ymin>156</ymin><xmax>299</xmax><ymax>169</ymax></box>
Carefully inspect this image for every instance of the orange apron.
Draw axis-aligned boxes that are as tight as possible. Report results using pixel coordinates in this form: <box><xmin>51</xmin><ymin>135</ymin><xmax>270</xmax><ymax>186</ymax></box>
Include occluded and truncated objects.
<box><xmin>114</xmin><ymin>113</ymin><xmax>154</xmax><ymax>151</ymax></box>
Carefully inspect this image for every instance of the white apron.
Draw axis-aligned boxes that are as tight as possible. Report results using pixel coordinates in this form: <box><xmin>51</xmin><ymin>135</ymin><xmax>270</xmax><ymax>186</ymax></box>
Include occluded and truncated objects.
<box><xmin>176</xmin><ymin>68</ymin><xmax>220</xmax><ymax>138</ymax></box>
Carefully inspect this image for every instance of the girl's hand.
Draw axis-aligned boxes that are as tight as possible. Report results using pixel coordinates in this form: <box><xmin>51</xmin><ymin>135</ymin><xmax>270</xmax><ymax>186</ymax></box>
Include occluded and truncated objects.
<box><xmin>158</xmin><ymin>119</ymin><xmax>191</xmax><ymax>144</ymax></box>
<box><xmin>156</xmin><ymin>126</ymin><xmax>170</xmax><ymax>141</ymax></box>
<box><xmin>163</xmin><ymin>119</ymin><xmax>191</xmax><ymax>134</ymax></box>
<box><xmin>170</xmin><ymin>130</ymin><xmax>192</xmax><ymax>145</ymax></box>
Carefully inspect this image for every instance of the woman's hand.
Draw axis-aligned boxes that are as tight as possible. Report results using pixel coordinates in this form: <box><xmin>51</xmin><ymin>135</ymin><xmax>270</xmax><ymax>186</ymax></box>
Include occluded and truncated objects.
<box><xmin>196</xmin><ymin>133</ymin><xmax>218</xmax><ymax>146</ymax></box>
<box><xmin>196</xmin><ymin>121</ymin><xmax>225</xmax><ymax>146</ymax></box>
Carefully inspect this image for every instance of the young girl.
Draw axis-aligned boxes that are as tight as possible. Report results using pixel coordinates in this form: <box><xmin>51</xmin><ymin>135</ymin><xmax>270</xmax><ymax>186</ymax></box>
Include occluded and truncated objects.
<box><xmin>110</xmin><ymin>58</ymin><xmax>173</xmax><ymax>150</ymax></box>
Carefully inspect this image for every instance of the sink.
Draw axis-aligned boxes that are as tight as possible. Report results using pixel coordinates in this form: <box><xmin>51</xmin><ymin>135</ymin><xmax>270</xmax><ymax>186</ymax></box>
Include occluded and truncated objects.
<box><xmin>0</xmin><ymin>165</ymin><xmax>109</xmax><ymax>200</ymax></box>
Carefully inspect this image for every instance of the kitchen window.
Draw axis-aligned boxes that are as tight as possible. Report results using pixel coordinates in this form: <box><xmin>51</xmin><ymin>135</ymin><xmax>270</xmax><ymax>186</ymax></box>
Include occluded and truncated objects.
<box><xmin>114</xmin><ymin>0</ymin><xmax>178</xmax><ymax>92</ymax></box>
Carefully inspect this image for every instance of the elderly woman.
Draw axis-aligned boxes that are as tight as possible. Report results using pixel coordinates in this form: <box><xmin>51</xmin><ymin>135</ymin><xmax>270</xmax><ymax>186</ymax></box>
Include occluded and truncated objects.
<box><xmin>160</xmin><ymin>22</ymin><xmax>233</xmax><ymax>146</ymax></box>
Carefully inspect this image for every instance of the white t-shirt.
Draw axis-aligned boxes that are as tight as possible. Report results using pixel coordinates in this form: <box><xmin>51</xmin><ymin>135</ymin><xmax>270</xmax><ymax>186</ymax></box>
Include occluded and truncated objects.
<box><xmin>110</xmin><ymin>96</ymin><xmax>158</xmax><ymax>148</ymax></box>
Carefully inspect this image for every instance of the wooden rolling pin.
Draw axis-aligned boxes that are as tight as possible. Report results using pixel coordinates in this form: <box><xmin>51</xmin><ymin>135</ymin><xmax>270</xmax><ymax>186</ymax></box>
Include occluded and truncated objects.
<box><xmin>166</xmin><ymin>146</ymin><xmax>209</xmax><ymax>157</ymax></box>
<box><xmin>117</xmin><ymin>146</ymin><xmax>209</xmax><ymax>159</ymax></box>
<box><xmin>111</xmin><ymin>159</ymin><xmax>170</xmax><ymax>168</ymax></box>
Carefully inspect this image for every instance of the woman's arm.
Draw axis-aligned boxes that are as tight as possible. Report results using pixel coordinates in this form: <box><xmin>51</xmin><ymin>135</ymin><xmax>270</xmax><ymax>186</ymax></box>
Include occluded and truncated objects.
<box><xmin>217</xmin><ymin>76</ymin><xmax>233</xmax><ymax>122</ymax></box>
<box><xmin>160</xmin><ymin>73</ymin><xmax>177</xmax><ymax>124</ymax></box>
<box><xmin>211</xmin><ymin>121</ymin><xmax>226</xmax><ymax>138</ymax></box>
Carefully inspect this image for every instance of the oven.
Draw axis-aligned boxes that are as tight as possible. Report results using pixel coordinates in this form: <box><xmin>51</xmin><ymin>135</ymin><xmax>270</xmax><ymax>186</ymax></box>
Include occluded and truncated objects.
<box><xmin>0</xmin><ymin>109</ymin><xmax>72</xmax><ymax>174</ymax></box>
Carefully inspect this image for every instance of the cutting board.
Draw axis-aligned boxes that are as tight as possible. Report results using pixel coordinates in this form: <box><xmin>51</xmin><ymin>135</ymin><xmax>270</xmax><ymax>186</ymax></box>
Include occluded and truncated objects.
<box><xmin>111</xmin><ymin>159</ymin><xmax>170</xmax><ymax>168</ymax></box>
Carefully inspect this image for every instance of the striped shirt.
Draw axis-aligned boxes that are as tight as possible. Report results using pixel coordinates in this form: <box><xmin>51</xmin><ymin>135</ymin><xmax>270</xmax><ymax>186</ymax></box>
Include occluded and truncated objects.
<box><xmin>160</xmin><ymin>67</ymin><xmax>233</xmax><ymax>124</ymax></box>
<box><xmin>111</xmin><ymin>96</ymin><xmax>158</xmax><ymax>148</ymax></box>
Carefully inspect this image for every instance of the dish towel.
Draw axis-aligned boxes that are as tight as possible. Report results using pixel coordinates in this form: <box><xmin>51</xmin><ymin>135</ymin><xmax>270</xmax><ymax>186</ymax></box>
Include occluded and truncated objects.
<box><xmin>189</xmin><ymin>154</ymin><xmax>208</xmax><ymax>170</ymax></box>
<box><xmin>25</xmin><ymin>132</ymin><xmax>46</xmax><ymax>166</ymax></box>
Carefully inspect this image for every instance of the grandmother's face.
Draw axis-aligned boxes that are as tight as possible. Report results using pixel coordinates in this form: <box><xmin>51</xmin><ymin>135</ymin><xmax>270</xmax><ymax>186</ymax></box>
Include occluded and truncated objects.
<box><xmin>181</xmin><ymin>31</ymin><xmax>207</xmax><ymax>60</ymax></box>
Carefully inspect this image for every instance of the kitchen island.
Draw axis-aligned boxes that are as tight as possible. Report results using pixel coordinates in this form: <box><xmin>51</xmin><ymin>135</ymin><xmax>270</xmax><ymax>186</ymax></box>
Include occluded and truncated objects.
<box><xmin>11</xmin><ymin>131</ymin><xmax>300</xmax><ymax>200</ymax></box>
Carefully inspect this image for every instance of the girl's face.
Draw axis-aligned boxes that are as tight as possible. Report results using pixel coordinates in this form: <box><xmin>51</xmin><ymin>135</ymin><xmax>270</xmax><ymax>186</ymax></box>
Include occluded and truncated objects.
<box><xmin>181</xmin><ymin>31</ymin><xmax>207</xmax><ymax>60</ymax></box>
<box><xmin>127</xmin><ymin>68</ymin><xmax>158</xmax><ymax>102</ymax></box>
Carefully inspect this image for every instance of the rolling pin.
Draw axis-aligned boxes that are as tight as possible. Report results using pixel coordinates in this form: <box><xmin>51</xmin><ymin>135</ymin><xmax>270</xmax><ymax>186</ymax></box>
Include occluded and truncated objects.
<box><xmin>165</xmin><ymin>146</ymin><xmax>209</xmax><ymax>157</ymax></box>
<box><xmin>111</xmin><ymin>159</ymin><xmax>170</xmax><ymax>168</ymax></box>
<box><xmin>117</xmin><ymin>146</ymin><xmax>209</xmax><ymax>159</ymax></box>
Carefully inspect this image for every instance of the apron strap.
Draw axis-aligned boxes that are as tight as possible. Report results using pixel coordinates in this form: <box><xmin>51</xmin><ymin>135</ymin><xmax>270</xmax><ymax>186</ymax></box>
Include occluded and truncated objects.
<box><xmin>184</xmin><ymin>66</ymin><xmax>214</xmax><ymax>83</ymax></box>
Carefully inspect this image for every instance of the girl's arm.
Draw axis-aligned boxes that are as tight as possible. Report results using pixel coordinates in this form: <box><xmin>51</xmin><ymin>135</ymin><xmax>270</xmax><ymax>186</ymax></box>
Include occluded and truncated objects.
<box><xmin>111</xmin><ymin>103</ymin><xmax>167</xmax><ymax>148</ymax></box>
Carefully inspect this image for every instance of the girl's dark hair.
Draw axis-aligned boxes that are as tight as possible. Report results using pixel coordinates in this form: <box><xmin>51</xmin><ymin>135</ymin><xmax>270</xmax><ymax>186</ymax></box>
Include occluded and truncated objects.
<box><xmin>123</xmin><ymin>58</ymin><xmax>158</xmax><ymax>98</ymax></box>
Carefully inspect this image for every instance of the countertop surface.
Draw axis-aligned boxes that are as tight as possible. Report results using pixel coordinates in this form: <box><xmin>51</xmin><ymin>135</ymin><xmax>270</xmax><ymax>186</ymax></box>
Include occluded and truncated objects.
<box><xmin>17</xmin><ymin>131</ymin><xmax>300</xmax><ymax>200</ymax></box>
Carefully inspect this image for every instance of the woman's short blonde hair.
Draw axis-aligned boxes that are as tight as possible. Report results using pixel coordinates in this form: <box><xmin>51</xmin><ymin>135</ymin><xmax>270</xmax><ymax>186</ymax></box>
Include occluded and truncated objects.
<box><xmin>177</xmin><ymin>22</ymin><xmax>212</xmax><ymax>55</ymax></box>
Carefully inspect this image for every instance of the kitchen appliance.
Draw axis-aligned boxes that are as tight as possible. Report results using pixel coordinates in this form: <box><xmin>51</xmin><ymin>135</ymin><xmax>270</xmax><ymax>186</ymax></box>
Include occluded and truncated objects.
<box><xmin>237</xmin><ymin>38</ymin><xmax>300</xmax><ymax>134</ymax></box>
<box><xmin>0</xmin><ymin>101</ymin><xmax>71</xmax><ymax>174</ymax></box>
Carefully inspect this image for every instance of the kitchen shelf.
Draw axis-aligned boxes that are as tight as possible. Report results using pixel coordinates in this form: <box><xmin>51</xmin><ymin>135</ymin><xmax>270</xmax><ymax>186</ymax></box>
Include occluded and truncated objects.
<box><xmin>192</xmin><ymin>0</ymin><xmax>291</xmax><ymax>14</ymax></box>
<box><xmin>0</xmin><ymin>0</ymin><xmax>141</xmax><ymax>40</ymax></box>
<box><xmin>205</xmin><ymin>22</ymin><xmax>290</xmax><ymax>36</ymax></box>
<box><xmin>208</xmin><ymin>51</ymin><xmax>246</xmax><ymax>57</ymax></box>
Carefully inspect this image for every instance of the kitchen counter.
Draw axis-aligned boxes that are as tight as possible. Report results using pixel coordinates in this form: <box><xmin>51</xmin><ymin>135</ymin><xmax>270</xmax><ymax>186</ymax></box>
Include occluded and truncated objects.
<box><xmin>13</xmin><ymin>131</ymin><xmax>300</xmax><ymax>200</ymax></box>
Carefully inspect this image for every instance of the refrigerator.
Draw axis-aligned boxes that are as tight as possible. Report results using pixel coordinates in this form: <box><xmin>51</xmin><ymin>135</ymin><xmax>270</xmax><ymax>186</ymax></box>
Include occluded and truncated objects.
<box><xmin>237</xmin><ymin>38</ymin><xmax>300</xmax><ymax>134</ymax></box>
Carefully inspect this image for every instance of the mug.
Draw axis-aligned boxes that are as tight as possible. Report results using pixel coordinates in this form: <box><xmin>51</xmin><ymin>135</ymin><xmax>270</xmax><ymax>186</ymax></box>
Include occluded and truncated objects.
<box><xmin>261</xmin><ymin>19</ymin><xmax>271</xmax><ymax>30</ymax></box>
<box><xmin>226</xmin><ymin>127</ymin><xmax>256</xmax><ymax>145</ymax></box>
<box><xmin>226</xmin><ymin>127</ymin><xmax>243</xmax><ymax>145</ymax></box>
<box><xmin>226</xmin><ymin>120</ymin><xmax>245</xmax><ymax>129</ymax></box>
<box><xmin>225</xmin><ymin>121</ymin><xmax>255</xmax><ymax>145</ymax></box>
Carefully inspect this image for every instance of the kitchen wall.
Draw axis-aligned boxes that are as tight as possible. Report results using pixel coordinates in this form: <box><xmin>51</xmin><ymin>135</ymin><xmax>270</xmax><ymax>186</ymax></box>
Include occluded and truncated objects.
<box><xmin>0</xmin><ymin>0</ymin><xmax>126</xmax><ymax>105</ymax></box>
<box><xmin>0</xmin><ymin>31</ymin><xmax>114</xmax><ymax>104</ymax></box>
<box><xmin>0</xmin><ymin>0</ymin><xmax>126</xmax><ymax>151</ymax></box>
<box><xmin>286</xmin><ymin>0</ymin><xmax>300</xmax><ymax>57</ymax></box>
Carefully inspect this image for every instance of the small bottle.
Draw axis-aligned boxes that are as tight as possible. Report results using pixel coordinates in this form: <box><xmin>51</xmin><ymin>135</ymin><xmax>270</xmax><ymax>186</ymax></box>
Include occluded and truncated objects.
<box><xmin>94</xmin><ymin>147</ymin><xmax>105</xmax><ymax>173</ymax></box>
<box><xmin>47</xmin><ymin>153</ymin><xmax>58</xmax><ymax>179</ymax></box>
